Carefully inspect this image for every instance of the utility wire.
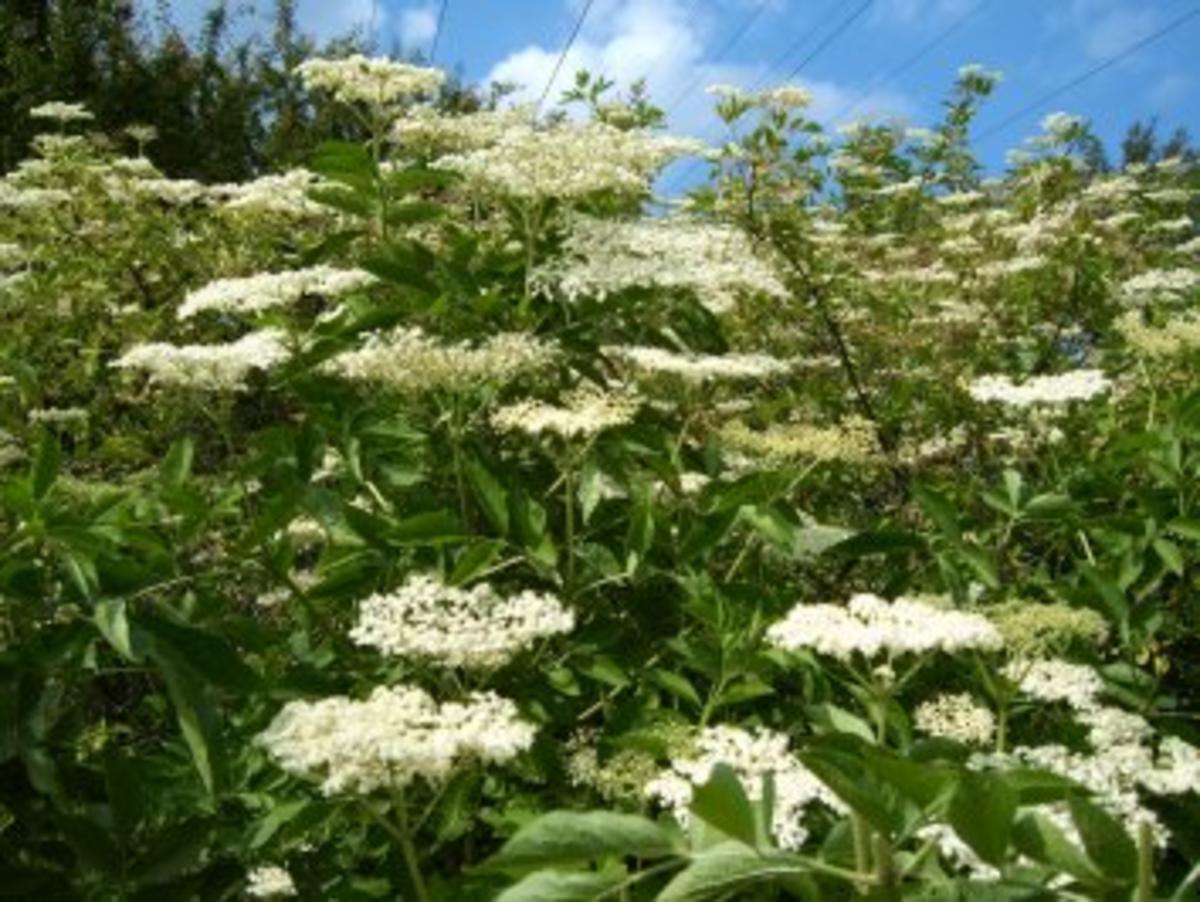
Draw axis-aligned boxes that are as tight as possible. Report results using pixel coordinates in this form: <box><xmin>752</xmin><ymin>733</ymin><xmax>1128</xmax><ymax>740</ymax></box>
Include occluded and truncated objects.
<box><xmin>664</xmin><ymin>0</ymin><xmax>774</xmax><ymax>114</ymax></box>
<box><xmin>783</xmin><ymin>0</ymin><xmax>875</xmax><ymax>81</ymax></box>
<box><xmin>975</xmin><ymin>5</ymin><xmax>1200</xmax><ymax>143</ymax></box>
<box><xmin>822</xmin><ymin>0</ymin><xmax>985</xmax><ymax>127</ymax></box>
<box><xmin>664</xmin><ymin>0</ymin><xmax>876</xmax><ymax>194</ymax></box>
<box><xmin>430</xmin><ymin>0</ymin><xmax>450</xmax><ymax>63</ymax></box>
<box><xmin>536</xmin><ymin>0</ymin><xmax>599</xmax><ymax>114</ymax></box>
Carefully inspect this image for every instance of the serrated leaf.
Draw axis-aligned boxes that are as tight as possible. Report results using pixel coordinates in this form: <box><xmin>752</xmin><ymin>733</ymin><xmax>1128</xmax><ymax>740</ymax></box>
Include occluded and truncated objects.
<box><xmin>948</xmin><ymin>770</ymin><xmax>1017</xmax><ymax>866</ymax></box>
<box><xmin>484</xmin><ymin>811</ymin><xmax>676</xmax><ymax>870</ymax></box>
<box><xmin>159</xmin><ymin>437</ymin><xmax>193</xmax><ymax>491</ymax></box>
<box><xmin>94</xmin><ymin>598</ymin><xmax>137</xmax><ymax>662</ymax></box>
<box><xmin>690</xmin><ymin>764</ymin><xmax>758</xmax><ymax>847</ymax></box>
<box><xmin>658</xmin><ymin>843</ymin><xmax>805</xmax><ymax>901</ymax></box>
<box><xmin>31</xmin><ymin>431</ymin><xmax>60</xmax><ymax>500</ymax></box>
<box><xmin>449</xmin><ymin>540</ymin><xmax>504</xmax><ymax>585</ymax></box>
<box><xmin>1067</xmin><ymin>795</ymin><xmax>1137</xmax><ymax>882</ymax></box>
<box><xmin>497</xmin><ymin>870</ymin><xmax>624</xmax><ymax>902</ymax></box>
<box><xmin>466</xmin><ymin>458</ymin><xmax>509</xmax><ymax>536</ymax></box>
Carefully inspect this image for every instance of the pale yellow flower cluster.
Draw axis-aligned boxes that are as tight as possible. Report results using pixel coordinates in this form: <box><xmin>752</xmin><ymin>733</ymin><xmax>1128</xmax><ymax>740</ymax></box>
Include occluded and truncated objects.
<box><xmin>719</xmin><ymin>417</ymin><xmax>878</xmax><ymax>465</ymax></box>
<box><xmin>324</xmin><ymin>327</ymin><xmax>556</xmax><ymax>394</ymax></box>
<box><xmin>491</xmin><ymin>388</ymin><xmax>638</xmax><ymax>440</ymax></box>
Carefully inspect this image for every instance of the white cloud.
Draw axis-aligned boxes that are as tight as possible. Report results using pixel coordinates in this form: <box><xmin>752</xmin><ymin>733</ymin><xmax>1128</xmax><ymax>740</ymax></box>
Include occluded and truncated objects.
<box><xmin>1043</xmin><ymin>1</ymin><xmax>1160</xmax><ymax>62</ymax></box>
<box><xmin>1147</xmin><ymin>73</ymin><xmax>1192</xmax><ymax>111</ymax></box>
<box><xmin>484</xmin><ymin>0</ymin><xmax>913</xmax><ymax>141</ymax></box>
<box><xmin>870</xmin><ymin>0</ymin><xmax>977</xmax><ymax>26</ymax></box>
<box><xmin>398</xmin><ymin>3</ymin><xmax>439</xmax><ymax>52</ymax></box>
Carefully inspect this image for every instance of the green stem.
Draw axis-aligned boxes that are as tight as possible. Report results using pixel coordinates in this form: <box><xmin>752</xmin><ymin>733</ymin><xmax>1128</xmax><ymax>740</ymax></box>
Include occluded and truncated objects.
<box><xmin>872</xmin><ymin>833</ymin><xmax>900</xmax><ymax>902</ymax></box>
<box><xmin>394</xmin><ymin>793</ymin><xmax>430</xmax><ymax>902</ymax></box>
<box><xmin>1137</xmin><ymin>820</ymin><xmax>1155</xmax><ymax>902</ymax></box>
<box><xmin>563</xmin><ymin>458</ymin><xmax>576</xmax><ymax>592</ymax></box>
<box><xmin>852</xmin><ymin>814</ymin><xmax>873</xmax><ymax>896</ymax></box>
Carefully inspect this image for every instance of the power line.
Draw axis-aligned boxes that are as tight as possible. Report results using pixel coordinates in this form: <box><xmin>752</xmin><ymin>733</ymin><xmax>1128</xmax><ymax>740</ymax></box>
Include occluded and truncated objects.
<box><xmin>975</xmin><ymin>5</ymin><xmax>1200</xmax><ymax>143</ymax></box>
<box><xmin>822</xmin><ymin>0</ymin><xmax>985</xmax><ymax>128</ymax></box>
<box><xmin>430</xmin><ymin>0</ymin><xmax>450</xmax><ymax>63</ymax></box>
<box><xmin>783</xmin><ymin>0</ymin><xmax>875</xmax><ymax>81</ymax></box>
<box><xmin>663</xmin><ymin>0</ymin><xmax>876</xmax><ymax>194</ymax></box>
<box><xmin>536</xmin><ymin>0</ymin><xmax>599</xmax><ymax>114</ymax></box>
<box><xmin>664</xmin><ymin>0</ymin><xmax>774</xmax><ymax>115</ymax></box>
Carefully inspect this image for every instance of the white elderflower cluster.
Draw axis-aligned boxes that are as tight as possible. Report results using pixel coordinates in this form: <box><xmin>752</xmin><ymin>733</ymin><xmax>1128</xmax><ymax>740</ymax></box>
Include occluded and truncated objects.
<box><xmin>534</xmin><ymin>216</ymin><xmax>787</xmax><ymax>313</ymax></box>
<box><xmin>1117</xmin><ymin>309</ymin><xmax>1200</xmax><ymax>357</ymax></box>
<box><xmin>914</xmin><ymin>693</ymin><xmax>996</xmax><ymax>746</ymax></box>
<box><xmin>758</xmin><ymin>85</ymin><xmax>813</xmax><ymax>109</ymax></box>
<box><xmin>178</xmin><ymin>266</ymin><xmax>377</xmax><ymax>319</ymax></box>
<box><xmin>324</xmin><ymin>327</ymin><xmax>556</xmax><ymax>393</ymax></box>
<box><xmin>1120</xmin><ymin>267</ymin><xmax>1200</xmax><ymax>304</ymax></box>
<box><xmin>605</xmin><ymin>345</ymin><xmax>791</xmax><ymax>383</ymax></box>
<box><xmin>719</xmin><ymin>417</ymin><xmax>878</xmax><ymax>465</ymax></box>
<box><xmin>643</xmin><ymin>725</ymin><xmax>845</xmax><ymax>850</ymax></box>
<box><xmin>296</xmin><ymin>55</ymin><xmax>445</xmax><ymax>109</ymax></box>
<box><xmin>767</xmin><ymin>593</ymin><xmax>1003</xmax><ymax>662</ymax></box>
<box><xmin>112</xmin><ymin>329</ymin><xmax>291</xmax><ymax>391</ymax></box>
<box><xmin>256</xmin><ymin>685</ymin><xmax>535</xmax><ymax>795</ymax></box>
<box><xmin>127</xmin><ymin>177</ymin><xmax>207</xmax><ymax>205</ymax></box>
<box><xmin>1003</xmin><ymin>658</ymin><xmax>1104</xmax><ymax>711</ymax></box>
<box><xmin>29</xmin><ymin>101</ymin><xmax>93</xmax><ymax>123</ymax></box>
<box><xmin>246</xmin><ymin>865</ymin><xmax>297</xmax><ymax>898</ymax></box>
<box><xmin>966</xmin><ymin>370</ymin><xmax>1111</xmax><ymax>408</ymax></box>
<box><xmin>393</xmin><ymin>105</ymin><xmax>534</xmax><ymax>153</ymax></box>
<box><xmin>214</xmin><ymin>169</ymin><xmax>331</xmax><ymax>218</ymax></box>
<box><xmin>972</xmin><ymin>697</ymin><xmax>1200</xmax><ymax>848</ymax></box>
<box><xmin>27</xmin><ymin>406</ymin><xmax>89</xmax><ymax>427</ymax></box>
<box><xmin>491</xmin><ymin>388</ymin><xmax>638</xmax><ymax>440</ymax></box>
<box><xmin>916</xmin><ymin>823</ymin><xmax>1001</xmax><ymax>880</ymax></box>
<box><xmin>434</xmin><ymin>122</ymin><xmax>702</xmax><ymax>199</ymax></box>
<box><xmin>349</xmin><ymin>574</ymin><xmax>574</xmax><ymax>669</ymax></box>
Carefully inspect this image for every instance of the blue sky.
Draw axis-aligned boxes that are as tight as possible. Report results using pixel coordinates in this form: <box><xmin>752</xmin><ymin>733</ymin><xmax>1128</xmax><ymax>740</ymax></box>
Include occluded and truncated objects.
<box><xmin>161</xmin><ymin>1</ymin><xmax>1198</xmax><ymax>177</ymax></box>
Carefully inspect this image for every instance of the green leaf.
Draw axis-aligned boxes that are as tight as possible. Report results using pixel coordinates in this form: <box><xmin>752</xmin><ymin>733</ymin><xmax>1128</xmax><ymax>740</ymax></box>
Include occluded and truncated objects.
<box><xmin>390</xmin><ymin>509</ymin><xmax>464</xmax><ymax>545</ymax></box>
<box><xmin>649</xmin><ymin>668</ymin><xmax>701</xmax><ymax>707</ymax></box>
<box><xmin>484</xmin><ymin>811</ymin><xmax>676</xmax><ymax>871</ymax></box>
<box><xmin>826</xmin><ymin>529</ymin><xmax>925</xmax><ymax>558</ymax></box>
<box><xmin>1152</xmin><ymin>537</ymin><xmax>1185</xmax><ymax>576</ymax></box>
<box><xmin>947</xmin><ymin>770</ymin><xmax>1017</xmax><ymax>866</ymax></box>
<box><xmin>1079</xmin><ymin>564</ymin><xmax>1129</xmax><ymax>624</ymax></box>
<box><xmin>1012</xmin><ymin>810</ymin><xmax>1104</xmax><ymax>884</ymax></box>
<box><xmin>915</xmin><ymin>484</ymin><xmax>962</xmax><ymax>543</ymax></box>
<box><xmin>449</xmin><ymin>540</ymin><xmax>505</xmax><ymax>585</ymax></box>
<box><xmin>310</xmin><ymin>140</ymin><xmax>374</xmax><ymax>189</ymax></box>
<box><xmin>690</xmin><ymin>764</ymin><xmax>758</xmax><ymax>847</ymax></box>
<box><xmin>144</xmin><ymin>642</ymin><xmax>224</xmax><ymax>795</ymax></box>
<box><xmin>496</xmin><ymin>870</ymin><xmax>624</xmax><ymax>902</ymax></box>
<box><xmin>30</xmin><ymin>431</ymin><xmax>60</xmax><ymax>500</ymax></box>
<box><xmin>1166</xmin><ymin>518</ymin><xmax>1200</xmax><ymax>542</ymax></box>
<box><xmin>159</xmin><ymin>437</ymin><xmax>193</xmax><ymax>490</ymax></box>
<box><xmin>1067</xmin><ymin>795</ymin><xmax>1137</xmax><ymax>883</ymax></box>
<box><xmin>249</xmin><ymin>800</ymin><xmax>309</xmax><ymax>850</ymax></box>
<box><xmin>657</xmin><ymin>843</ymin><xmax>805</xmax><ymax>902</ymax></box>
<box><xmin>104</xmin><ymin>747</ymin><xmax>144</xmax><ymax>841</ymax></box>
<box><xmin>128</xmin><ymin>819</ymin><xmax>215</xmax><ymax>887</ymax></box>
<box><xmin>466</xmin><ymin>458</ymin><xmax>510</xmax><ymax>536</ymax></box>
<box><xmin>57</xmin><ymin>813</ymin><xmax>119</xmax><ymax>874</ymax></box>
<box><xmin>863</xmin><ymin>747</ymin><xmax>956</xmax><ymax>809</ymax></box>
<box><xmin>93</xmin><ymin>598</ymin><xmax>137</xmax><ymax>662</ymax></box>
<box><xmin>138</xmin><ymin>615</ymin><xmax>258</xmax><ymax>693</ymax></box>
<box><xmin>799</xmin><ymin>745</ymin><xmax>896</xmax><ymax>834</ymax></box>
<box><xmin>805</xmin><ymin>704</ymin><xmax>875</xmax><ymax>742</ymax></box>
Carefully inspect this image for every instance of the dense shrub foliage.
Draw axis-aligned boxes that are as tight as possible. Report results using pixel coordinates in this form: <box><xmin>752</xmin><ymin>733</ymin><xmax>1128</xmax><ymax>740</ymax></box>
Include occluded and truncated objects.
<box><xmin>1</xmin><ymin>58</ymin><xmax>1198</xmax><ymax>900</ymax></box>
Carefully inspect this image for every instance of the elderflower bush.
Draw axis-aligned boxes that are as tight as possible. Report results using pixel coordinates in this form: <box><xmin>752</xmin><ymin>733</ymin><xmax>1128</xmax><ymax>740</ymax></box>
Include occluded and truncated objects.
<box><xmin>1</xmin><ymin>56</ymin><xmax>1198</xmax><ymax>901</ymax></box>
